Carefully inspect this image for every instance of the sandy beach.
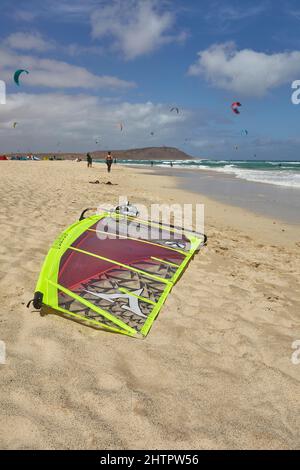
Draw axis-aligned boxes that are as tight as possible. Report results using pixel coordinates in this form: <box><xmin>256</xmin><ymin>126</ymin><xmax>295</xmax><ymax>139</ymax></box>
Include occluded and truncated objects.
<box><xmin>0</xmin><ymin>160</ymin><xmax>300</xmax><ymax>450</ymax></box>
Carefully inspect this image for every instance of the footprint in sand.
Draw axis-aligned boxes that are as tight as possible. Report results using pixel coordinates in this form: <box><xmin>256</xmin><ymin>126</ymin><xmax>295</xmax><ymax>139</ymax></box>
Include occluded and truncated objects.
<box><xmin>265</xmin><ymin>294</ymin><xmax>280</xmax><ymax>303</ymax></box>
<box><xmin>251</xmin><ymin>262</ymin><xmax>261</xmax><ymax>269</ymax></box>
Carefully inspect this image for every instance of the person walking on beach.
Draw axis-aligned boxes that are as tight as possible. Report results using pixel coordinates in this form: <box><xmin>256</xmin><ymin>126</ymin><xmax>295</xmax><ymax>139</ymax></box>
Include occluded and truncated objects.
<box><xmin>106</xmin><ymin>151</ymin><xmax>113</xmax><ymax>173</ymax></box>
<box><xmin>87</xmin><ymin>152</ymin><xmax>92</xmax><ymax>168</ymax></box>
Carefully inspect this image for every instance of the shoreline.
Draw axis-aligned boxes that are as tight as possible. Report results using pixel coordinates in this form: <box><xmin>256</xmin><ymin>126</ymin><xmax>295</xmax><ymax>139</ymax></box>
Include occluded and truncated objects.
<box><xmin>127</xmin><ymin>165</ymin><xmax>300</xmax><ymax>247</ymax></box>
<box><xmin>124</xmin><ymin>164</ymin><xmax>300</xmax><ymax>226</ymax></box>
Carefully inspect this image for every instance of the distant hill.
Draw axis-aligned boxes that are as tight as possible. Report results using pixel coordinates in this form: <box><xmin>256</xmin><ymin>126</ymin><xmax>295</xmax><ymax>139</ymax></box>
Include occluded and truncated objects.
<box><xmin>32</xmin><ymin>147</ymin><xmax>192</xmax><ymax>161</ymax></box>
<box><xmin>91</xmin><ymin>147</ymin><xmax>192</xmax><ymax>161</ymax></box>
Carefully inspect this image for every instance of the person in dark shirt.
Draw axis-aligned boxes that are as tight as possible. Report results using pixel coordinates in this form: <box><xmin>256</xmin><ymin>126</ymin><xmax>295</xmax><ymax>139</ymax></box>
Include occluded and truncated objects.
<box><xmin>106</xmin><ymin>151</ymin><xmax>113</xmax><ymax>173</ymax></box>
<box><xmin>87</xmin><ymin>153</ymin><xmax>92</xmax><ymax>168</ymax></box>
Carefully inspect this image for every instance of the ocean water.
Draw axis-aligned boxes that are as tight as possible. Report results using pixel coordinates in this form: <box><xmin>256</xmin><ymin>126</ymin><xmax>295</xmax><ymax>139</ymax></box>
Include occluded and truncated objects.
<box><xmin>106</xmin><ymin>159</ymin><xmax>300</xmax><ymax>190</ymax></box>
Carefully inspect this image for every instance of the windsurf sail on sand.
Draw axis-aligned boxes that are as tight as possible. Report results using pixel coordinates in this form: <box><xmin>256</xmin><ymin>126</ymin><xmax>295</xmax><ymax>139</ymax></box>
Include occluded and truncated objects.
<box><xmin>29</xmin><ymin>210</ymin><xmax>206</xmax><ymax>338</ymax></box>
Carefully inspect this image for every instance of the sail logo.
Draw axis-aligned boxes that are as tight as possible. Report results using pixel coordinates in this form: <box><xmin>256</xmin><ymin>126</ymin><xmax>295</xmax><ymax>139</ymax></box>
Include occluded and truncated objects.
<box><xmin>84</xmin><ymin>288</ymin><xmax>146</xmax><ymax>318</ymax></box>
<box><xmin>0</xmin><ymin>81</ymin><xmax>6</xmax><ymax>105</ymax></box>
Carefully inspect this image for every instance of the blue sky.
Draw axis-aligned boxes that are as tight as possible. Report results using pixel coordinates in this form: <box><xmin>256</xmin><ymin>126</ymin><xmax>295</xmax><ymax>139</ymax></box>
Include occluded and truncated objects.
<box><xmin>1</xmin><ymin>0</ymin><xmax>300</xmax><ymax>159</ymax></box>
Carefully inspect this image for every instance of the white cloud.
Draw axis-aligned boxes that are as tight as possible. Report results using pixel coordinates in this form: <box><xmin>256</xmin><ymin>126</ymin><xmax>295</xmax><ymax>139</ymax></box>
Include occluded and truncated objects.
<box><xmin>5</xmin><ymin>32</ymin><xmax>55</xmax><ymax>52</ymax></box>
<box><xmin>205</xmin><ymin>2</ymin><xmax>267</xmax><ymax>23</ymax></box>
<box><xmin>4</xmin><ymin>31</ymin><xmax>104</xmax><ymax>57</ymax></box>
<box><xmin>11</xmin><ymin>0</ymin><xmax>98</xmax><ymax>23</ymax></box>
<box><xmin>0</xmin><ymin>48</ymin><xmax>135</xmax><ymax>90</ymax></box>
<box><xmin>188</xmin><ymin>42</ymin><xmax>300</xmax><ymax>96</ymax></box>
<box><xmin>0</xmin><ymin>93</ymin><xmax>192</xmax><ymax>152</ymax></box>
<box><xmin>10</xmin><ymin>1</ymin><xmax>186</xmax><ymax>60</ymax></box>
<box><xmin>64</xmin><ymin>43</ymin><xmax>104</xmax><ymax>57</ymax></box>
<box><xmin>91</xmin><ymin>0</ymin><xmax>184</xmax><ymax>59</ymax></box>
<box><xmin>45</xmin><ymin>0</ymin><xmax>98</xmax><ymax>19</ymax></box>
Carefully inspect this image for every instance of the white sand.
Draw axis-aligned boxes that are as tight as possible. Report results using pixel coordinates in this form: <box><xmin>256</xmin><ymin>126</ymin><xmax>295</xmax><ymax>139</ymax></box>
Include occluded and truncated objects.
<box><xmin>0</xmin><ymin>161</ymin><xmax>299</xmax><ymax>449</ymax></box>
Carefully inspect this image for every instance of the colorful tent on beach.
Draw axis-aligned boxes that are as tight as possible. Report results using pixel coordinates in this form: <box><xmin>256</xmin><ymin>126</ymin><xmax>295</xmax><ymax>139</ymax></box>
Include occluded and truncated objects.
<box><xmin>0</xmin><ymin>155</ymin><xmax>8</xmax><ymax>160</ymax></box>
<box><xmin>28</xmin><ymin>210</ymin><xmax>206</xmax><ymax>337</ymax></box>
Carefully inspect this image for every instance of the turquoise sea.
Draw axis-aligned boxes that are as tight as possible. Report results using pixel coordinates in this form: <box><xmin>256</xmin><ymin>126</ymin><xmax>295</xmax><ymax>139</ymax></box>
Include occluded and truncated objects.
<box><xmin>96</xmin><ymin>159</ymin><xmax>300</xmax><ymax>189</ymax></box>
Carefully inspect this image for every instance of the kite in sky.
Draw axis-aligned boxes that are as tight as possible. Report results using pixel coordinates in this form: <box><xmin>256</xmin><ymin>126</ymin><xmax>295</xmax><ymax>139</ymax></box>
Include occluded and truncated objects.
<box><xmin>14</xmin><ymin>69</ymin><xmax>29</xmax><ymax>86</ymax></box>
<box><xmin>231</xmin><ymin>102</ymin><xmax>242</xmax><ymax>114</ymax></box>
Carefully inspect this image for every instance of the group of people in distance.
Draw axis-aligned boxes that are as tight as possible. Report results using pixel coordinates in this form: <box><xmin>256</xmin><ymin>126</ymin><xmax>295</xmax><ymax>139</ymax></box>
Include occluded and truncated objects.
<box><xmin>86</xmin><ymin>151</ymin><xmax>116</xmax><ymax>173</ymax></box>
